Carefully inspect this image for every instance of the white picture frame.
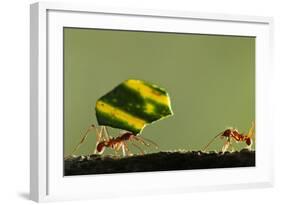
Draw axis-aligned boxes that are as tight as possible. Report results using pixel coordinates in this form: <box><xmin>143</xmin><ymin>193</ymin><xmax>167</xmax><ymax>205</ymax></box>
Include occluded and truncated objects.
<box><xmin>30</xmin><ymin>2</ymin><xmax>274</xmax><ymax>202</ymax></box>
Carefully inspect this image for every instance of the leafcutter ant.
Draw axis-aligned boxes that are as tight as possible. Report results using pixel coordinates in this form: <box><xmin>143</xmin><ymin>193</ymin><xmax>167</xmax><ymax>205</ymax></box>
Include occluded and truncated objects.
<box><xmin>202</xmin><ymin>122</ymin><xmax>255</xmax><ymax>153</ymax></box>
<box><xmin>67</xmin><ymin>124</ymin><xmax>158</xmax><ymax>158</ymax></box>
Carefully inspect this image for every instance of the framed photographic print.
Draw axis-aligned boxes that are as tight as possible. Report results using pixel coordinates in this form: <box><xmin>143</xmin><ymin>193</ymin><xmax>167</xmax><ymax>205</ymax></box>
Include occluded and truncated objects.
<box><xmin>30</xmin><ymin>2</ymin><xmax>274</xmax><ymax>202</ymax></box>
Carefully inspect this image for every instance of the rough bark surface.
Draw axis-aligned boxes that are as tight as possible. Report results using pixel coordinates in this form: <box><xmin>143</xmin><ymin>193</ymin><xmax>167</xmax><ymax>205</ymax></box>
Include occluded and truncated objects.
<box><xmin>64</xmin><ymin>149</ymin><xmax>255</xmax><ymax>176</ymax></box>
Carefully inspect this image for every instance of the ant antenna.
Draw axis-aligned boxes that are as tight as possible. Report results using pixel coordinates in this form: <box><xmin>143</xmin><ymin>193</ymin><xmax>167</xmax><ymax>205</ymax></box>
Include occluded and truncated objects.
<box><xmin>131</xmin><ymin>142</ymin><xmax>145</xmax><ymax>155</ymax></box>
<box><xmin>202</xmin><ymin>131</ymin><xmax>223</xmax><ymax>152</ymax></box>
<box><xmin>135</xmin><ymin>136</ymin><xmax>158</xmax><ymax>149</ymax></box>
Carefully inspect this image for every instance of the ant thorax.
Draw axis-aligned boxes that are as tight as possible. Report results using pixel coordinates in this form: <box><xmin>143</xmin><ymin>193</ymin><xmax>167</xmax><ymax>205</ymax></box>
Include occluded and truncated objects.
<box><xmin>222</xmin><ymin>128</ymin><xmax>240</xmax><ymax>137</ymax></box>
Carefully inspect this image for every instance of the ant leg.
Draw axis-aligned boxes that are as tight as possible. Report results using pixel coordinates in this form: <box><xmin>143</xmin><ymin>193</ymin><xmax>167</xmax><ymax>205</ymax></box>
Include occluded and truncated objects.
<box><xmin>69</xmin><ymin>124</ymin><xmax>100</xmax><ymax>157</ymax></box>
<box><xmin>121</xmin><ymin>144</ymin><xmax>126</xmax><ymax>157</ymax></box>
<box><xmin>123</xmin><ymin>142</ymin><xmax>134</xmax><ymax>156</ymax></box>
<box><xmin>114</xmin><ymin>142</ymin><xmax>126</xmax><ymax>157</ymax></box>
<box><xmin>102</xmin><ymin>126</ymin><xmax>111</xmax><ymax>141</ymax></box>
<box><xmin>109</xmin><ymin>143</ymin><xmax>118</xmax><ymax>156</ymax></box>
<box><xmin>222</xmin><ymin>138</ymin><xmax>230</xmax><ymax>153</ymax></box>
<box><xmin>131</xmin><ymin>142</ymin><xmax>145</xmax><ymax>155</ymax></box>
<box><xmin>113</xmin><ymin>142</ymin><xmax>124</xmax><ymax>157</ymax></box>
<box><xmin>228</xmin><ymin>139</ymin><xmax>235</xmax><ymax>152</ymax></box>
<box><xmin>93</xmin><ymin>126</ymin><xmax>107</xmax><ymax>154</ymax></box>
<box><xmin>114</xmin><ymin>149</ymin><xmax>118</xmax><ymax>156</ymax></box>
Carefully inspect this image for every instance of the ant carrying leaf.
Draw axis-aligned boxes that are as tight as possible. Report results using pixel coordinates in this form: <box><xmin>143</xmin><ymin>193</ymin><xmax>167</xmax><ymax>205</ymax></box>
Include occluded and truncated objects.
<box><xmin>66</xmin><ymin>79</ymin><xmax>173</xmax><ymax>158</ymax></box>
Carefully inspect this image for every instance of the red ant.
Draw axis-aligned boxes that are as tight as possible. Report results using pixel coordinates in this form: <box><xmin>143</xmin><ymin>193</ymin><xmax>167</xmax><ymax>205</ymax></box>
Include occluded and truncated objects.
<box><xmin>96</xmin><ymin>132</ymin><xmax>158</xmax><ymax>156</ymax></box>
<box><xmin>68</xmin><ymin>124</ymin><xmax>158</xmax><ymax>157</ymax></box>
<box><xmin>202</xmin><ymin>122</ymin><xmax>255</xmax><ymax>153</ymax></box>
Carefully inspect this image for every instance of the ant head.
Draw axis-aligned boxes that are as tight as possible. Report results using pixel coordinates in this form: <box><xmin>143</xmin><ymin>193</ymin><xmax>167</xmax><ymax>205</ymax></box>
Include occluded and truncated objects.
<box><xmin>222</xmin><ymin>129</ymin><xmax>232</xmax><ymax>137</ymax></box>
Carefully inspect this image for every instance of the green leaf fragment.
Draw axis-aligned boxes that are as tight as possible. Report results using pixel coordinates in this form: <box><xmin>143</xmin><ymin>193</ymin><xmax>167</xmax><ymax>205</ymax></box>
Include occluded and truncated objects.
<box><xmin>95</xmin><ymin>79</ymin><xmax>173</xmax><ymax>135</ymax></box>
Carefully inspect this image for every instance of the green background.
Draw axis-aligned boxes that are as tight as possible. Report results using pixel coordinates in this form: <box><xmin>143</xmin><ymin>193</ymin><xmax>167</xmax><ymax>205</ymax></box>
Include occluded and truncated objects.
<box><xmin>63</xmin><ymin>27</ymin><xmax>255</xmax><ymax>157</ymax></box>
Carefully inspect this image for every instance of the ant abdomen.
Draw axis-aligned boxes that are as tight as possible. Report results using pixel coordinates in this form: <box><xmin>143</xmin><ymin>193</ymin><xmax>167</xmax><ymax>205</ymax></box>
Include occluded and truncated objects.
<box><xmin>96</xmin><ymin>142</ymin><xmax>106</xmax><ymax>153</ymax></box>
